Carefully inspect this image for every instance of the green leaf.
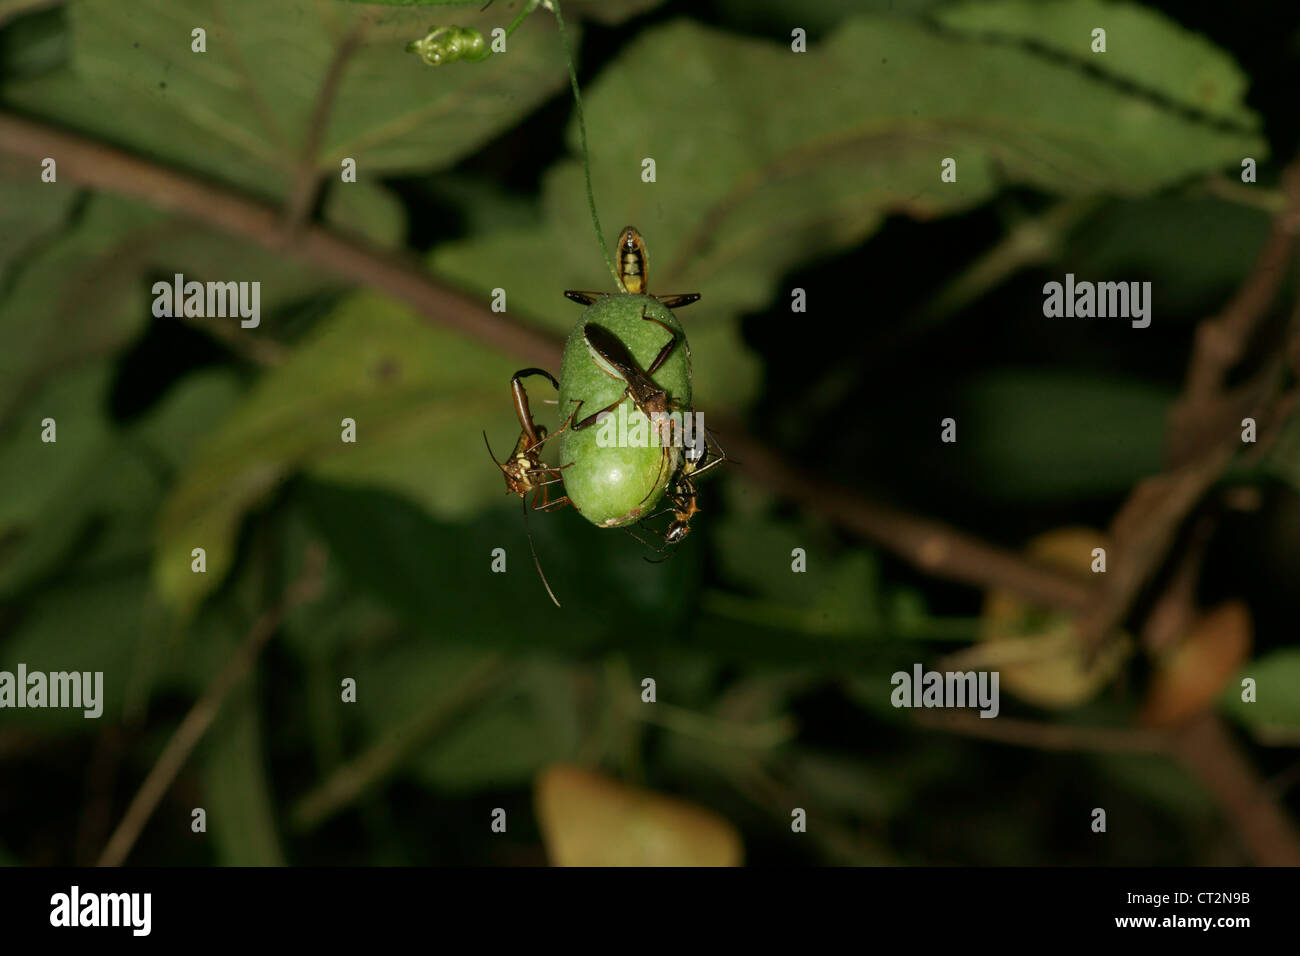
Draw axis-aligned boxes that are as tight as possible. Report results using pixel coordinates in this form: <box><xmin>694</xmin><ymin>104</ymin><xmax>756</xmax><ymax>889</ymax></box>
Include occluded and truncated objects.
<box><xmin>1062</xmin><ymin>197</ymin><xmax>1270</xmax><ymax>314</ymax></box>
<box><xmin>0</xmin><ymin>3</ymin><xmax>67</xmax><ymax>81</ymax></box>
<box><xmin>153</xmin><ymin>291</ymin><xmax>526</xmax><ymax>615</ymax></box>
<box><xmin>0</xmin><ymin>363</ymin><xmax>242</xmax><ymax>598</ymax></box>
<box><xmin>955</xmin><ymin>370</ymin><xmax>1174</xmax><ymax>501</ymax></box>
<box><xmin>1259</xmin><ymin>411</ymin><xmax>1300</xmax><ymax>499</ymax></box>
<box><xmin>0</xmin><ymin>196</ymin><xmax>157</xmax><ymax>419</ymax></box>
<box><xmin>0</xmin><ymin>192</ymin><xmax>346</xmax><ymax>427</ymax></box>
<box><xmin>202</xmin><ymin>684</ymin><xmax>286</xmax><ymax>865</ymax></box>
<box><xmin>336</xmin><ymin>0</ymin><xmax>662</xmax><ymax>17</ymax></box>
<box><xmin>714</xmin><ymin>0</ymin><xmax>946</xmax><ymax>33</ymax></box>
<box><xmin>0</xmin><ymin>154</ymin><xmax>76</xmax><ymax>278</ymax></box>
<box><xmin>409</xmin><ymin>659</ymin><xmax>580</xmax><ymax>791</ymax></box>
<box><xmin>296</xmin><ymin>480</ymin><xmax>695</xmax><ymax>652</ymax></box>
<box><xmin>0</xmin><ymin>568</ymin><xmax>163</xmax><ymax>729</ymax></box>
<box><xmin>5</xmin><ymin>0</ymin><xmax>573</xmax><ymax>198</ymax></box>
<box><xmin>1219</xmin><ymin>649</ymin><xmax>1300</xmax><ymax>736</ymax></box>
<box><xmin>936</xmin><ymin>0</ymin><xmax>1252</xmax><ymax>123</ymax></box>
<box><xmin>336</xmin><ymin>1</ymin><xmax>488</xmax><ymax>5</ymax></box>
<box><xmin>321</xmin><ymin>179</ymin><xmax>407</xmax><ymax>248</ymax></box>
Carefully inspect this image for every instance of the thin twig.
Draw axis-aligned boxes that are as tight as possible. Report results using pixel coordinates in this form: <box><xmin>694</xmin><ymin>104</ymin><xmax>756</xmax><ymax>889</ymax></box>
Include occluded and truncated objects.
<box><xmin>1168</xmin><ymin>713</ymin><xmax>1300</xmax><ymax>866</ymax></box>
<box><xmin>96</xmin><ymin>546</ymin><xmax>327</xmax><ymax>867</ymax></box>
<box><xmin>0</xmin><ymin>112</ymin><xmax>564</xmax><ymax>369</ymax></box>
<box><xmin>920</xmin><ymin>709</ymin><xmax>1300</xmax><ymax>865</ymax></box>
<box><xmin>915</xmin><ymin>710</ymin><xmax>1169</xmax><ymax>753</ymax></box>
<box><xmin>289</xmin><ymin>657</ymin><xmax>507</xmax><ymax>832</ymax></box>
<box><xmin>1076</xmin><ymin>158</ymin><xmax>1300</xmax><ymax>659</ymax></box>
<box><xmin>715</xmin><ymin>419</ymin><xmax>1093</xmax><ymax>612</ymax></box>
<box><xmin>282</xmin><ymin>16</ymin><xmax>372</xmax><ymax>237</ymax></box>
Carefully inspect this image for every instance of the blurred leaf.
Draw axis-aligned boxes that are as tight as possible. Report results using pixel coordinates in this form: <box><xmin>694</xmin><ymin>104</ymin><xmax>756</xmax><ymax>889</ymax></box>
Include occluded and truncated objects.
<box><xmin>977</xmin><ymin>527</ymin><xmax>1132</xmax><ymax>708</ymax></box>
<box><xmin>0</xmin><ymin>190</ymin><xmax>348</xmax><ymax>431</ymax></box>
<box><xmin>957</xmin><ymin>370</ymin><xmax>1174</xmax><ymax>501</ymax></box>
<box><xmin>1062</xmin><ymin>197</ymin><xmax>1270</xmax><ymax>314</ymax></box>
<box><xmin>0</xmin><ymin>366</ymin><xmax>241</xmax><ymax>597</ymax></box>
<box><xmin>1219</xmin><ymin>648</ymin><xmax>1300</xmax><ymax>735</ymax></box>
<box><xmin>0</xmin><ymin>363</ymin><xmax>114</xmax><ymax>539</ymax></box>
<box><xmin>290</xmin><ymin>646</ymin><xmax>507</xmax><ymax>830</ymax></box>
<box><xmin>153</xmin><ymin>291</ymin><xmax>525</xmax><ymax>615</ymax></box>
<box><xmin>337</xmin><ymin>0</ymin><xmax>663</xmax><ymax>16</ymax></box>
<box><xmin>296</xmin><ymin>480</ymin><xmax>695</xmax><ymax>652</ymax></box>
<box><xmin>0</xmin><ymin>155</ymin><xmax>76</xmax><ymax>277</ymax></box>
<box><xmin>535</xmin><ymin>763</ymin><xmax>743</xmax><ymax>866</ymax></box>
<box><xmin>411</xmin><ymin>659</ymin><xmax>581</xmax><ymax>791</ymax></box>
<box><xmin>0</xmin><ymin>196</ymin><xmax>157</xmax><ymax>418</ymax></box>
<box><xmin>0</xmin><ymin>4</ymin><xmax>67</xmax><ymax>81</ymax></box>
<box><xmin>0</xmin><ymin>568</ymin><xmax>161</xmax><ymax>729</ymax></box>
<box><xmin>1140</xmin><ymin>601</ymin><xmax>1251</xmax><ymax>727</ymax></box>
<box><xmin>937</xmin><ymin>0</ymin><xmax>1251</xmax><ymax>122</ymax></box>
<box><xmin>567</xmin><ymin>0</ymin><xmax>666</xmax><ymax>25</ymax></box>
<box><xmin>203</xmin><ymin>683</ymin><xmax>286</xmax><ymax>865</ymax></box>
<box><xmin>321</xmin><ymin>179</ymin><xmax>407</xmax><ymax>248</ymax></box>
<box><xmin>715</xmin><ymin>0</ymin><xmax>947</xmax><ymax>33</ymax></box>
<box><xmin>1261</xmin><ymin>410</ymin><xmax>1300</xmax><ymax>498</ymax></box>
<box><xmin>5</xmin><ymin>0</ymin><xmax>571</xmax><ymax>198</ymax></box>
<box><xmin>337</xmin><ymin>1</ymin><xmax>494</xmax><ymax>5</ymax></box>
<box><xmin>786</xmin><ymin>751</ymin><xmax>898</xmax><ymax>820</ymax></box>
<box><xmin>710</xmin><ymin>509</ymin><xmax>974</xmax><ymax>644</ymax></box>
<box><xmin>1093</xmin><ymin>751</ymin><xmax>1215</xmax><ymax>818</ymax></box>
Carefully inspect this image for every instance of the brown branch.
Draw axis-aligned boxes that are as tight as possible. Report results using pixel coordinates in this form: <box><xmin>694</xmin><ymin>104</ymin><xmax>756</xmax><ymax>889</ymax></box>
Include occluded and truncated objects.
<box><xmin>1140</xmin><ymin>514</ymin><xmax>1214</xmax><ymax>655</ymax></box>
<box><xmin>0</xmin><ymin>111</ymin><xmax>564</xmax><ymax>369</ymax></box>
<box><xmin>715</xmin><ymin>420</ymin><xmax>1092</xmax><ymax>612</ymax></box>
<box><xmin>282</xmin><ymin>16</ymin><xmax>372</xmax><ymax>236</ymax></box>
<box><xmin>916</xmin><ymin>710</ymin><xmax>1169</xmax><ymax>753</ymax></box>
<box><xmin>1076</xmin><ymin>159</ymin><xmax>1300</xmax><ymax>660</ymax></box>
<box><xmin>96</xmin><ymin>546</ymin><xmax>327</xmax><ymax>867</ymax></box>
<box><xmin>920</xmin><ymin>709</ymin><xmax>1300</xmax><ymax>865</ymax></box>
<box><xmin>1168</xmin><ymin>713</ymin><xmax>1300</xmax><ymax>867</ymax></box>
<box><xmin>1177</xmin><ymin>161</ymin><xmax>1300</xmax><ymax>428</ymax></box>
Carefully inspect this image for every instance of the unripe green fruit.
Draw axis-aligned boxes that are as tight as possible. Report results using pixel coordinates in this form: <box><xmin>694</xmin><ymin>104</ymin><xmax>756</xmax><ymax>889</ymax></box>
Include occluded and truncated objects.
<box><xmin>557</xmin><ymin>294</ymin><xmax>692</xmax><ymax>528</ymax></box>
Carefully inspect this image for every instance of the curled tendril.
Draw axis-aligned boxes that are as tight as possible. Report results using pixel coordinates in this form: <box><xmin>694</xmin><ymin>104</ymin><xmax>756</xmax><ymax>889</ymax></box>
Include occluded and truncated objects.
<box><xmin>406</xmin><ymin>25</ymin><xmax>490</xmax><ymax>67</ymax></box>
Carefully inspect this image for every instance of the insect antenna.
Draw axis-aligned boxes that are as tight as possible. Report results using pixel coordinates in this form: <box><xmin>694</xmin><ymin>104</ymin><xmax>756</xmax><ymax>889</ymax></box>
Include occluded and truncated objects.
<box><xmin>522</xmin><ymin>496</ymin><xmax>562</xmax><ymax>608</ymax></box>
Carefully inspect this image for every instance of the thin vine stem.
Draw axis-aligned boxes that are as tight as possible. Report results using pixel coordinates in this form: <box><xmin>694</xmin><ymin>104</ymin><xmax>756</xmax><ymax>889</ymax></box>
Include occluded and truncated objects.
<box><xmin>548</xmin><ymin>0</ymin><xmax>621</xmax><ymax>289</ymax></box>
<box><xmin>503</xmin><ymin>0</ymin><xmax>543</xmax><ymax>39</ymax></box>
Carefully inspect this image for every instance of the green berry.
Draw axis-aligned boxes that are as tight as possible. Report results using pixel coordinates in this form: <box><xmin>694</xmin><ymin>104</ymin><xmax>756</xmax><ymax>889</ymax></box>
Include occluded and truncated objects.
<box><xmin>557</xmin><ymin>294</ymin><xmax>692</xmax><ymax>528</ymax></box>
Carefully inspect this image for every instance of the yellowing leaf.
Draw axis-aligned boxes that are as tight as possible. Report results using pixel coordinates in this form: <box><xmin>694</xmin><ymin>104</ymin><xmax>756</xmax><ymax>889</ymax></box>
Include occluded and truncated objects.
<box><xmin>977</xmin><ymin>527</ymin><xmax>1130</xmax><ymax>708</ymax></box>
<box><xmin>535</xmin><ymin>764</ymin><xmax>743</xmax><ymax>866</ymax></box>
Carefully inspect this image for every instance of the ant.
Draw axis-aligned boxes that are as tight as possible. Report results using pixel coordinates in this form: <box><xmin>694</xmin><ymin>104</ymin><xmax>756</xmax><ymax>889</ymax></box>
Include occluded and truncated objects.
<box><xmin>627</xmin><ymin>426</ymin><xmax>730</xmax><ymax>560</ymax></box>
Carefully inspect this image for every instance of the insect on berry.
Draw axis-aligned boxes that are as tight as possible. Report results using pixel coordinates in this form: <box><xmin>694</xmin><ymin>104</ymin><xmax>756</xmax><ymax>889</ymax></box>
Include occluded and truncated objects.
<box><xmin>557</xmin><ymin>227</ymin><xmax>700</xmax><ymax>528</ymax></box>
<box><xmin>484</xmin><ymin>368</ymin><xmax>571</xmax><ymax>606</ymax></box>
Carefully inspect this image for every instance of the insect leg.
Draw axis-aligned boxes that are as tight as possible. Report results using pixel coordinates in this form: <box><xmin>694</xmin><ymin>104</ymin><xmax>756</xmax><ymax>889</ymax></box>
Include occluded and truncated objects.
<box><xmin>567</xmin><ymin>395</ymin><xmax>630</xmax><ymax>431</ymax></box>
<box><xmin>564</xmin><ymin>291</ymin><xmax>609</xmax><ymax>306</ymax></box>
<box><xmin>655</xmin><ymin>293</ymin><xmax>700</xmax><ymax>310</ymax></box>
<box><xmin>638</xmin><ymin>305</ymin><xmax>681</xmax><ymax>376</ymax></box>
<box><xmin>510</xmin><ymin>368</ymin><xmax>559</xmax><ymax>449</ymax></box>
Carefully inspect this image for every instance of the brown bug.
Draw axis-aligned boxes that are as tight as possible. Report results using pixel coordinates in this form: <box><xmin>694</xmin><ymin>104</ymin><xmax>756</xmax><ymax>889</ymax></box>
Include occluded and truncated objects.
<box><xmin>564</xmin><ymin>225</ymin><xmax>700</xmax><ymax>309</ymax></box>
<box><xmin>484</xmin><ymin>368</ymin><xmax>572</xmax><ymax>605</ymax></box>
